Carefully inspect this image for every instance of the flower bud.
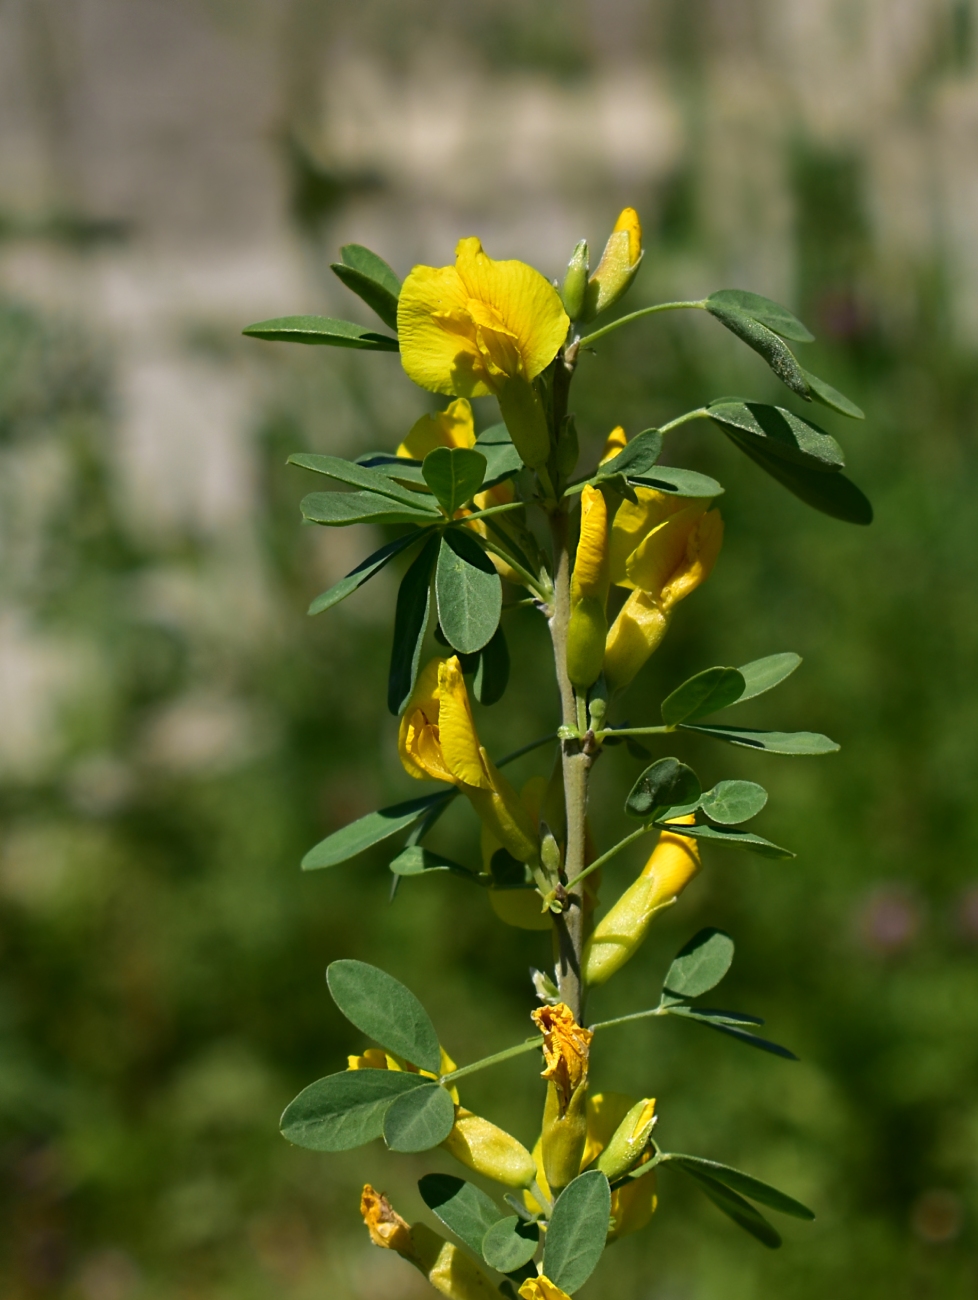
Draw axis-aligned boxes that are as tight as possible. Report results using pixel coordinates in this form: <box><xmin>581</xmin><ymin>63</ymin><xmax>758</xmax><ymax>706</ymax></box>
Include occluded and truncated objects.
<box><xmin>581</xmin><ymin>208</ymin><xmax>643</xmax><ymax>321</ymax></box>
<box><xmin>595</xmin><ymin>1098</ymin><xmax>657</xmax><ymax>1180</ymax></box>
<box><xmin>583</xmin><ymin>822</ymin><xmax>700</xmax><ymax>985</ymax></box>
<box><xmin>442</xmin><ymin>1108</ymin><xmax>537</xmax><ymax>1189</ymax></box>
<box><xmin>561</xmin><ymin>239</ymin><xmax>589</xmax><ymax>320</ymax></box>
<box><xmin>496</xmin><ymin>375</ymin><xmax>552</xmax><ymax>469</ymax></box>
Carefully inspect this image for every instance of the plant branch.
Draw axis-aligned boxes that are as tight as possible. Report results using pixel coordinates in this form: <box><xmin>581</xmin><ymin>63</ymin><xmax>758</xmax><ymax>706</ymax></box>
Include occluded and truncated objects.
<box><xmin>439</xmin><ymin>1037</ymin><xmax>542</xmax><ymax>1085</ymax></box>
<box><xmin>562</xmin><ymin>825</ymin><xmax>651</xmax><ymax>893</ymax></box>
<box><xmin>576</xmin><ymin>300</ymin><xmax>707</xmax><ymax>350</ymax></box>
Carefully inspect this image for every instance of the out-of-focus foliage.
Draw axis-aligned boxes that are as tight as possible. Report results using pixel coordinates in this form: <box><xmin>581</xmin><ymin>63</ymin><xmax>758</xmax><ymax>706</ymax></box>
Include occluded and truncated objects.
<box><xmin>2</xmin><ymin>2</ymin><xmax>978</xmax><ymax>1298</ymax></box>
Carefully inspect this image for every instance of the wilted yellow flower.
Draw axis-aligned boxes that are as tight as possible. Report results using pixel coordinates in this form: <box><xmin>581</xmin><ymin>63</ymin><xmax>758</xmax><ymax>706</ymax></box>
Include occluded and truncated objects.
<box><xmin>361</xmin><ymin>1186</ymin><xmax>499</xmax><ymax>1299</ymax></box>
<box><xmin>519</xmin><ymin>1279</ymin><xmax>572</xmax><ymax>1300</ymax></box>
<box><xmin>566</xmin><ymin>485</ymin><xmax>611</xmax><ymax>689</ymax></box>
<box><xmin>399</xmin><ymin>657</ymin><xmax>538</xmax><ymax>863</ymax></box>
<box><xmin>531</xmin><ymin>1002</ymin><xmax>593</xmax><ymax>1193</ymax></box>
<box><xmin>603</xmin><ymin>479</ymin><xmax>723</xmax><ymax>692</ymax></box>
<box><xmin>583</xmin><ymin>208</ymin><xmax>643</xmax><ymax>320</ymax></box>
<box><xmin>397</xmin><ymin>238</ymin><xmax>569</xmax><ymax>468</ymax></box>
<box><xmin>361</xmin><ymin>1185</ymin><xmax>414</xmax><ymax>1254</ymax></box>
<box><xmin>583</xmin><ymin>820</ymin><xmax>700</xmax><ymax>985</ymax></box>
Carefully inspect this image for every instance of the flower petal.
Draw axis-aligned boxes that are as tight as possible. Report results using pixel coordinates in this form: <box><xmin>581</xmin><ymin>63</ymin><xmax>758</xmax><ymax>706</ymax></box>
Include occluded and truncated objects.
<box><xmin>398</xmin><ymin>263</ymin><xmax>492</xmax><ymax>397</ymax></box>
<box><xmin>437</xmin><ymin>657</ymin><xmax>492</xmax><ymax>789</ymax></box>
<box><xmin>397</xmin><ymin>397</ymin><xmax>476</xmax><ymax>458</ymax></box>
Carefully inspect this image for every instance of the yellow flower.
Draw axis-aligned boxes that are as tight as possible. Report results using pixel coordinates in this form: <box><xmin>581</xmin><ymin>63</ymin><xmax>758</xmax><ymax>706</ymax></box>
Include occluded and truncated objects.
<box><xmin>399</xmin><ymin>657</ymin><xmax>538</xmax><ymax>863</ymax></box>
<box><xmin>583</xmin><ymin>208</ymin><xmax>643</xmax><ymax>320</ymax></box>
<box><xmin>397</xmin><ymin>397</ymin><xmax>476</xmax><ymax>459</ymax></box>
<box><xmin>594</xmin><ymin>1097</ymin><xmax>657</xmax><ymax>1180</ymax></box>
<box><xmin>603</xmin><ymin>476</ymin><xmax>723</xmax><ymax>692</ymax></box>
<box><xmin>583</xmin><ymin>820</ymin><xmax>701</xmax><ymax>985</ymax></box>
<box><xmin>566</xmin><ymin>485</ymin><xmax>611</xmax><ymax>689</ymax></box>
<box><xmin>442</xmin><ymin>1107</ymin><xmax>537</xmax><ymax>1189</ymax></box>
<box><xmin>484</xmin><ymin>776</ymin><xmax>551</xmax><ymax>932</ymax></box>
<box><xmin>398</xmin><ymin>237</ymin><xmax>569</xmax><ymax>468</ymax></box>
<box><xmin>347</xmin><ymin>1043</ymin><xmax>460</xmax><ymax>1101</ymax></box>
<box><xmin>524</xmin><ymin>1092</ymin><xmax>659</xmax><ymax>1241</ymax></box>
<box><xmin>519</xmin><ymin>1279</ymin><xmax>572</xmax><ymax>1300</ymax></box>
<box><xmin>599</xmin><ymin>424</ymin><xmax>628</xmax><ymax>465</ymax></box>
<box><xmin>531</xmin><ymin>1002</ymin><xmax>593</xmax><ymax>1193</ymax></box>
<box><xmin>361</xmin><ymin>1186</ymin><xmax>499</xmax><ymax>1300</ymax></box>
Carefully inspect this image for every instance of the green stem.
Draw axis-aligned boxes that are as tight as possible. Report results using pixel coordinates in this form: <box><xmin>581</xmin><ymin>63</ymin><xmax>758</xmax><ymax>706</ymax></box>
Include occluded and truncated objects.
<box><xmin>562</xmin><ymin>825</ymin><xmax>651</xmax><ymax>893</ymax></box>
<box><xmin>474</xmin><ymin>535</ymin><xmax>549</xmax><ymax>601</ymax></box>
<box><xmin>659</xmin><ymin>407</ymin><xmax>710</xmax><ymax>434</ymax></box>
<box><xmin>594</xmin><ymin>724</ymin><xmax>672</xmax><ymax>740</ymax></box>
<box><xmin>440</xmin><ymin>1037</ymin><xmax>541</xmax><ymax>1086</ymax></box>
<box><xmin>576</xmin><ymin>300</ymin><xmax>706</xmax><ymax>350</ymax></box>
<box><xmin>463</xmin><ymin>499</ymin><xmax>527</xmax><ymax>524</ymax></box>
<box><xmin>497</xmin><ymin>733</ymin><xmax>558</xmax><ymax>768</ymax></box>
<box><xmin>588</xmin><ymin>1005</ymin><xmax>668</xmax><ymax>1033</ymax></box>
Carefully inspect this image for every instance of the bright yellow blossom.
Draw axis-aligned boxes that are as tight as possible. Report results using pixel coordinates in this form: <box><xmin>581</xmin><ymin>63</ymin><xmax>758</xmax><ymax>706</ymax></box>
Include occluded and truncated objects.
<box><xmin>361</xmin><ymin>1186</ymin><xmax>499</xmax><ymax>1300</ymax></box>
<box><xmin>583</xmin><ymin>819</ymin><xmax>700</xmax><ymax>985</ymax></box>
<box><xmin>397</xmin><ymin>238</ymin><xmax>569</xmax><ymax>467</ymax></box>
<box><xmin>566</xmin><ymin>484</ymin><xmax>611</xmax><ymax>688</ymax></box>
<box><xmin>397</xmin><ymin>397</ymin><xmax>476</xmax><ymax>459</ymax></box>
<box><xmin>399</xmin><ymin>657</ymin><xmax>538</xmax><ymax>863</ymax></box>
<box><xmin>583</xmin><ymin>208</ymin><xmax>643</xmax><ymax>320</ymax></box>
<box><xmin>599</xmin><ymin>424</ymin><xmax>628</xmax><ymax>464</ymax></box>
<box><xmin>603</xmin><ymin>465</ymin><xmax>723</xmax><ymax>692</ymax></box>
<box><xmin>519</xmin><ymin>1279</ymin><xmax>572</xmax><ymax>1300</ymax></box>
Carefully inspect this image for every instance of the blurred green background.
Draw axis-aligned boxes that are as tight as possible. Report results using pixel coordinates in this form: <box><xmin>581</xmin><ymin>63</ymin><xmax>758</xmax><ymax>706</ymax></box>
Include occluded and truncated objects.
<box><xmin>2</xmin><ymin>2</ymin><xmax>978</xmax><ymax>1297</ymax></box>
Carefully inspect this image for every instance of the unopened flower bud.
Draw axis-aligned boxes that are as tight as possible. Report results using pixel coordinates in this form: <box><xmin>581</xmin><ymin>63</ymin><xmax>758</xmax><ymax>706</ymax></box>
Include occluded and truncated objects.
<box><xmin>540</xmin><ymin>825</ymin><xmax>563</xmax><ymax>880</ymax></box>
<box><xmin>595</xmin><ymin>1098</ymin><xmax>657</xmax><ymax>1180</ymax></box>
<box><xmin>566</xmin><ymin>486</ymin><xmax>611</xmax><ymax>689</ymax></box>
<box><xmin>583</xmin><ymin>821</ymin><xmax>700</xmax><ymax>985</ymax></box>
<box><xmin>581</xmin><ymin>208</ymin><xmax>643</xmax><ymax>322</ymax></box>
<box><xmin>441</xmin><ymin>1108</ymin><xmax>537</xmax><ymax>1189</ymax></box>
<box><xmin>561</xmin><ymin>239</ymin><xmax>589</xmax><ymax>320</ymax></box>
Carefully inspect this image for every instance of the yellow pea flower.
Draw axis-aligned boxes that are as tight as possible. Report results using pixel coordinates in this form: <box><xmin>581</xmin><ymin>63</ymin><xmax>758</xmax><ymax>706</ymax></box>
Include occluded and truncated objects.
<box><xmin>583</xmin><ymin>820</ymin><xmax>701</xmax><ymax>986</ymax></box>
<box><xmin>531</xmin><ymin>1002</ymin><xmax>593</xmax><ymax>1193</ymax></box>
<box><xmin>484</xmin><ymin>776</ymin><xmax>551</xmax><ymax>932</ymax></box>
<box><xmin>566</xmin><ymin>485</ymin><xmax>611</xmax><ymax>689</ymax></box>
<box><xmin>582</xmin><ymin>208</ymin><xmax>643</xmax><ymax>321</ymax></box>
<box><xmin>397</xmin><ymin>396</ymin><xmax>477</xmax><ymax>459</ymax></box>
<box><xmin>519</xmin><ymin>1279</ymin><xmax>572</xmax><ymax>1300</ymax></box>
<box><xmin>524</xmin><ymin>1092</ymin><xmax>658</xmax><ymax>1242</ymax></box>
<box><xmin>399</xmin><ymin>657</ymin><xmax>539</xmax><ymax>863</ymax></box>
<box><xmin>603</xmin><ymin>469</ymin><xmax>723</xmax><ymax>692</ymax></box>
<box><xmin>347</xmin><ymin>1043</ymin><xmax>459</xmax><ymax>1102</ymax></box>
<box><xmin>361</xmin><ymin>1186</ymin><xmax>499</xmax><ymax>1300</ymax></box>
<box><xmin>442</xmin><ymin>1107</ymin><xmax>537</xmax><ymax>1189</ymax></box>
<box><xmin>599</xmin><ymin>424</ymin><xmax>628</xmax><ymax>465</ymax></box>
<box><xmin>398</xmin><ymin>237</ymin><xmax>569</xmax><ymax>468</ymax></box>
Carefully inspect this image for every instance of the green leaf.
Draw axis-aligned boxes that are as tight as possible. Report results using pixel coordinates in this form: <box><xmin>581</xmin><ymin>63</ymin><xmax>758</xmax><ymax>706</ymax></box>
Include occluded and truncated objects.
<box><xmin>665</xmin><ymin>821</ymin><xmax>794</xmax><ymax>859</ymax></box>
<box><xmin>418</xmin><ymin>1174</ymin><xmax>506</xmax><ymax>1259</ymax></box>
<box><xmin>301</xmin><ymin>791</ymin><xmax>451</xmax><ymax>870</ymax></box>
<box><xmin>289</xmin><ymin>452</ymin><xmax>440</xmax><ymax>511</ymax></box>
<box><xmin>307</xmin><ymin>530</ymin><xmax>425</xmax><ymax>616</ymax></box>
<box><xmin>698</xmin><ymin>780</ymin><xmax>768</xmax><ymax>825</ymax></box>
<box><xmin>326</xmin><ymin>959</ymin><xmax>441</xmax><ymax>1073</ymax></box>
<box><xmin>355</xmin><ymin>451</ymin><xmax>427</xmax><ymax>486</ymax></box>
<box><xmin>542</xmin><ymin>1170</ymin><xmax>611</xmax><ymax>1293</ymax></box>
<box><xmin>383</xmin><ymin>1081</ymin><xmax>456</xmax><ymax>1151</ymax></box>
<box><xmin>473</xmin><ymin>625</ymin><xmax>510</xmax><ymax>706</ymax></box>
<box><xmin>436</xmin><ymin>529</ymin><xmax>502</xmax><ymax>654</ymax></box>
<box><xmin>422</xmin><ymin>447</ymin><xmax>487</xmax><ymax>515</ymax></box>
<box><xmin>673</xmin><ymin>1164</ymin><xmax>782</xmax><ymax>1248</ymax></box>
<box><xmin>388</xmin><ymin>534</ymin><xmax>438</xmax><ymax>715</ymax></box>
<box><xmin>706</xmin><ymin>401</ymin><xmax>845</xmax><ymax>471</ymax></box>
<box><xmin>662</xmin><ymin>928</ymin><xmax>734</xmax><ymax>1000</ymax></box>
<box><xmin>389</xmin><ymin>846</ymin><xmax>477</xmax><ymax>880</ymax></box>
<box><xmin>280</xmin><ymin>1069</ymin><xmax>426</xmax><ymax>1151</ymax></box>
<box><xmin>798</xmin><ymin>366</ymin><xmax>864</xmax><ymax>419</ymax></box>
<box><xmin>242</xmin><ymin>314</ymin><xmax>399</xmax><ymax>351</ymax></box>
<box><xmin>665</xmin><ymin>1155</ymin><xmax>814</xmax><ymax>1220</ymax></box>
<box><xmin>629</xmin><ymin>466</ymin><xmax>724</xmax><ymax>498</ymax></box>
<box><xmin>666</xmin><ymin>1010</ymin><xmax>799</xmax><ymax>1059</ymax></box>
<box><xmin>598</xmin><ymin>427</ymin><xmax>663</xmax><ymax>479</ymax></box>
<box><xmin>661</xmin><ymin>667</ymin><xmax>746</xmax><ymax>725</ymax></box>
<box><xmin>735</xmin><ymin>653</ymin><xmax>801</xmax><ymax>701</ymax></box>
<box><xmin>718</xmin><ymin>433</ymin><xmax>873</xmax><ymax>525</ymax></box>
<box><xmin>301</xmin><ymin>490</ymin><xmax>443</xmax><ymax>528</ymax></box>
<box><xmin>475</xmin><ymin>423</ymin><xmax>523</xmax><ymax>489</ymax></box>
<box><xmin>331</xmin><ymin>245</ymin><xmax>401</xmax><ymax>330</ymax></box>
<box><xmin>341</xmin><ymin>243</ymin><xmax>401</xmax><ymax>297</ymax></box>
<box><xmin>481</xmin><ymin>1216</ymin><xmax>539</xmax><ymax>1272</ymax></box>
<box><xmin>625</xmin><ymin>758</ymin><xmax>701</xmax><ymax>821</ymax></box>
<box><xmin>679</xmin><ymin>723</ymin><xmax>840</xmax><ymax>755</ymax></box>
<box><xmin>704</xmin><ymin>302</ymin><xmax>810</xmax><ymax>398</ymax></box>
<box><xmin>706</xmin><ymin>290</ymin><xmax>814</xmax><ymax>343</ymax></box>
